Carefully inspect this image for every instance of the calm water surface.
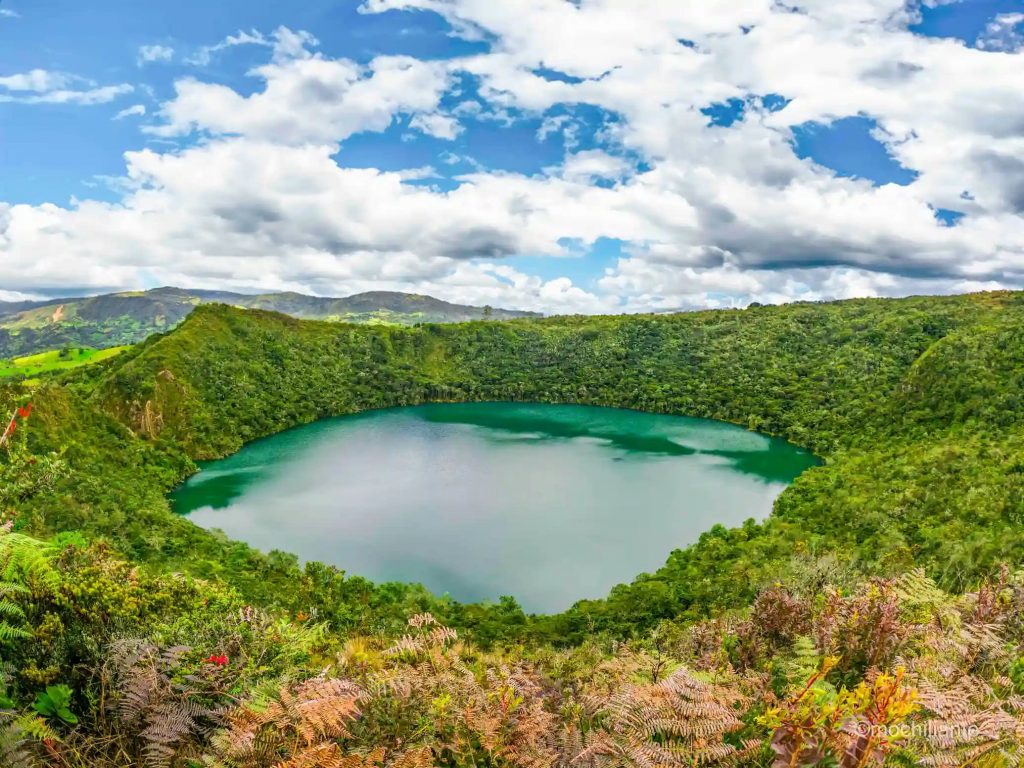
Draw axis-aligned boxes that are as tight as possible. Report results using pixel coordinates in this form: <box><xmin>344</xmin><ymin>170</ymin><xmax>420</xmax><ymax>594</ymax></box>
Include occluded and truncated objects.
<box><xmin>172</xmin><ymin>403</ymin><xmax>818</xmax><ymax>612</ymax></box>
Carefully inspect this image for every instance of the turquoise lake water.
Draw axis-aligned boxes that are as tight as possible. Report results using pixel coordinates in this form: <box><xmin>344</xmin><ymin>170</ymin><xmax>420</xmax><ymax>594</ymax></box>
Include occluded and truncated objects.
<box><xmin>172</xmin><ymin>403</ymin><xmax>818</xmax><ymax>612</ymax></box>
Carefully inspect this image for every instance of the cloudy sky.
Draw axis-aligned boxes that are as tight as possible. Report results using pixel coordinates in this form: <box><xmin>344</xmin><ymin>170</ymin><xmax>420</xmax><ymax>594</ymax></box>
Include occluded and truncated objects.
<box><xmin>1</xmin><ymin>0</ymin><xmax>1022</xmax><ymax>313</ymax></box>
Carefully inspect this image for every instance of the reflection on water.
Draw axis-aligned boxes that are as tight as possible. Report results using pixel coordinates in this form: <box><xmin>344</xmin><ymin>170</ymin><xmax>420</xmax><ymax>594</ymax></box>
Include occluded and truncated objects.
<box><xmin>173</xmin><ymin>467</ymin><xmax>264</xmax><ymax>511</ymax></box>
<box><xmin>420</xmin><ymin>406</ymin><xmax>701</xmax><ymax>456</ymax></box>
<box><xmin>172</xmin><ymin>403</ymin><xmax>818</xmax><ymax>612</ymax></box>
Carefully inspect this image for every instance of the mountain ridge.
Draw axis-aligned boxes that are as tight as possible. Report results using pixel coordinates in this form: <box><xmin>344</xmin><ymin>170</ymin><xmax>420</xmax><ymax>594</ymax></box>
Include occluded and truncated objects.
<box><xmin>0</xmin><ymin>286</ymin><xmax>540</xmax><ymax>358</ymax></box>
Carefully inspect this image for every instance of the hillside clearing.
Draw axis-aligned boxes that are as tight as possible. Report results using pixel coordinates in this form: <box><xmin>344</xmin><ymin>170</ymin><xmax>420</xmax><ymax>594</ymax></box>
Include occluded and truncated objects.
<box><xmin>0</xmin><ymin>345</ymin><xmax>130</xmax><ymax>380</ymax></box>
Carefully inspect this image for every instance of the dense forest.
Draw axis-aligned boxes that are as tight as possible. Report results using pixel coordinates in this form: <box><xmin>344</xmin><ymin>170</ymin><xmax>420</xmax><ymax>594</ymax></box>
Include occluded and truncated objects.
<box><xmin>1</xmin><ymin>290</ymin><xmax>1022</xmax><ymax>766</ymax></box>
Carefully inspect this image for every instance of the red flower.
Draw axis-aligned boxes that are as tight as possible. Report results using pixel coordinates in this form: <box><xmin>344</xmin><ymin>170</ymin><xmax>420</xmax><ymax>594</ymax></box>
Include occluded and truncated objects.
<box><xmin>2</xmin><ymin>403</ymin><xmax>31</xmax><ymax>446</ymax></box>
<box><xmin>204</xmin><ymin>654</ymin><xmax>229</xmax><ymax>666</ymax></box>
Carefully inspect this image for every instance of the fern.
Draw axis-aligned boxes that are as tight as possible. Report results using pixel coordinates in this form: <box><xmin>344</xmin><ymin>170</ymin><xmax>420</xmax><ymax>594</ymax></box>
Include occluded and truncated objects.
<box><xmin>0</xmin><ymin>706</ymin><xmax>59</xmax><ymax>768</ymax></box>
<box><xmin>575</xmin><ymin>668</ymin><xmax>751</xmax><ymax>767</ymax></box>
<box><xmin>0</xmin><ymin>622</ymin><xmax>31</xmax><ymax>643</ymax></box>
<box><xmin>12</xmin><ymin>712</ymin><xmax>59</xmax><ymax>742</ymax></box>
<box><xmin>0</xmin><ymin>530</ymin><xmax>60</xmax><ymax>595</ymax></box>
<box><xmin>0</xmin><ymin>714</ymin><xmax>36</xmax><ymax>768</ymax></box>
<box><xmin>206</xmin><ymin>677</ymin><xmax>364</xmax><ymax>767</ymax></box>
<box><xmin>105</xmin><ymin>639</ymin><xmax>226</xmax><ymax>768</ymax></box>
<box><xmin>771</xmin><ymin>635</ymin><xmax>823</xmax><ymax>697</ymax></box>
<box><xmin>0</xmin><ymin>528</ymin><xmax>60</xmax><ymax>652</ymax></box>
<box><xmin>0</xmin><ymin>596</ymin><xmax>27</xmax><ymax>617</ymax></box>
<box><xmin>385</xmin><ymin>613</ymin><xmax>458</xmax><ymax>658</ymax></box>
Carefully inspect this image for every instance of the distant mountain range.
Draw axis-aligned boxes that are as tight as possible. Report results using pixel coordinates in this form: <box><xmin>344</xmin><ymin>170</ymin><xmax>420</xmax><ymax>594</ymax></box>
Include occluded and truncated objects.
<box><xmin>0</xmin><ymin>287</ymin><xmax>540</xmax><ymax>359</ymax></box>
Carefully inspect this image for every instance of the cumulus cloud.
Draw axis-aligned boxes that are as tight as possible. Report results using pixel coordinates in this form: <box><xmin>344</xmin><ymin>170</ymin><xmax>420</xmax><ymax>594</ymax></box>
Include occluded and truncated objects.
<box><xmin>152</xmin><ymin>28</ymin><xmax>454</xmax><ymax>145</ymax></box>
<box><xmin>0</xmin><ymin>140</ymin><xmax>612</xmax><ymax>308</ymax></box>
<box><xmin>2</xmin><ymin>5</ymin><xmax>1023</xmax><ymax>312</ymax></box>
<box><xmin>354</xmin><ymin>0</ymin><xmax>1024</xmax><ymax>300</ymax></box>
<box><xmin>977</xmin><ymin>13</ymin><xmax>1024</xmax><ymax>52</ymax></box>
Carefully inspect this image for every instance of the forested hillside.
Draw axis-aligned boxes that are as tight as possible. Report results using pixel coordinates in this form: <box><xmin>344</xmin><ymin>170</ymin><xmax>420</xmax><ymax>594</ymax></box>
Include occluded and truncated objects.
<box><xmin>1</xmin><ymin>291</ymin><xmax>1022</xmax><ymax>766</ymax></box>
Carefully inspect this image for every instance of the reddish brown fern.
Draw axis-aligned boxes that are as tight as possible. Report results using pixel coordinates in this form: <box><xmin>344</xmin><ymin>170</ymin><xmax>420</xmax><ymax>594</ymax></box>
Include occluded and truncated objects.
<box><xmin>574</xmin><ymin>667</ymin><xmax>754</xmax><ymax>768</ymax></box>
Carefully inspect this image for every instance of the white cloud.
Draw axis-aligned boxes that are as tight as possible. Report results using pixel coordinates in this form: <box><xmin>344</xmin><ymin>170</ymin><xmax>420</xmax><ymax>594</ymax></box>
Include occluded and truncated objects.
<box><xmin>114</xmin><ymin>104</ymin><xmax>147</xmax><ymax>120</ymax></box>
<box><xmin>269</xmin><ymin>27</ymin><xmax>320</xmax><ymax>62</ymax></box>
<box><xmin>153</xmin><ymin>29</ymin><xmax>454</xmax><ymax>145</ymax></box>
<box><xmin>6</xmin><ymin>84</ymin><xmax>134</xmax><ymax>105</ymax></box>
<box><xmin>0</xmin><ymin>7</ymin><xmax>20</xmax><ymax>18</ymax></box>
<box><xmin>0</xmin><ymin>138</ymin><xmax>628</xmax><ymax>309</ymax></box>
<box><xmin>4</xmin><ymin>127</ymin><xmax>1017</xmax><ymax>312</ymax></box>
<box><xmin>0</xmin><ymin>290</ymin><xmax>37</xmax><ymax>302</ymax></box>
<box><xmin>977</xmin><ymin>13</ymin><xmax>1024</xmax><ymax>52</ymax></box>
<box><xmin>0</xmin><ymin>69</ymin><xmax>132</xmax><ymax>104</ymax></box>
<box><xmin>0</xmin><ymin>69</ymin><xmax>73</xmax><ymax>92</ymax></box>
<box><xmin>2</xmin><ymin>8</ymin><xmax>1023</xmax><ymax>312</ymax></box>
<box><xmin>556</xmin><ymin>150</ymin><xmax>634</xmax><ymax>183</ymax></box>
<box><xmin>137</xmin><ymin>44</ymin><xmax>174</xmax><ymax>65</ymax></box>
<box><xmin>185</xmin><ymin>26</ymin><xmax>317</xmax><ymax>66</ymax></box>
<box><xmin>408</xmin><ymin>111</ymin><xmax>462</xmax><ymax>139</ymax></box>
<box><xmin>360</xmin><ymin>1</ymin><xmax>1024</xmax><ymax>288</ymax></box>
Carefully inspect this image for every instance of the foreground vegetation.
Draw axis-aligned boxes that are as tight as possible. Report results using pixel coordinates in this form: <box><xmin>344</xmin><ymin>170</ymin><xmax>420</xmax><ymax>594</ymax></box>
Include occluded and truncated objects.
<box><xmin>0</xmin><ymin>522</ymin><xmax>1021</xmax><ymax>767</ymax></box>
<box><xmin>1</xmin><ymin>290</ymin><xmax>1022</xmax><ymax>765</ymax></box>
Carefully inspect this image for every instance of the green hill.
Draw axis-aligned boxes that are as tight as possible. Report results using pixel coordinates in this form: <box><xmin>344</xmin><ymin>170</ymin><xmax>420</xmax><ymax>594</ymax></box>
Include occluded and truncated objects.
<box><xmin>0</xmin><ymin>286</ymin><xmax>540</xmax><ymax>358</ymax></box>
<box><xmin>1</xmin><ymin>291</ymin><xmax>1022</xmax><ymax>765</ymax></box>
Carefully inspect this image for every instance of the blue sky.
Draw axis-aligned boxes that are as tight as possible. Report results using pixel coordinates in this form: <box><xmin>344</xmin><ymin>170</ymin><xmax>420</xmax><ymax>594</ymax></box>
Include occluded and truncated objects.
<box><xmin>0</xmin><ymin>1</ymin><xmax>484</xmax><ymax>203</ymax></box>
<box><xmin>0</xmin><ymin>1</ymin><xmax>1021</xmax><ymax>311</ymax></box>
<box><xmin>911</xmin><ymin>0</ymin><xmax>1023</xmax><ymax>40</ymax></box>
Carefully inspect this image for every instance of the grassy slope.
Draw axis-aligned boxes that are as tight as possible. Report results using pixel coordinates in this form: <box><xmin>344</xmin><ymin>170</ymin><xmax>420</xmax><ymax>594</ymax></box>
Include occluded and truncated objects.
<box><xmin>0</xmin><ymin>346</ymin><xmax>129</xmax><ymax>379</ymax></box>
<box><xmin>8</xmin><ymin>290</ymin><xmax>1024</xmax><ymax>642</ymax></box>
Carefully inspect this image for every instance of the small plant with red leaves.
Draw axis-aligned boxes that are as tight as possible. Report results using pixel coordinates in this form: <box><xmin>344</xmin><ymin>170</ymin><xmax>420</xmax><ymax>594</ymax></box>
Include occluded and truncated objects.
<box><xmin>0</xmin><ymin>403</ymin><xmax>31</xmax><ymax>450</ymax></box>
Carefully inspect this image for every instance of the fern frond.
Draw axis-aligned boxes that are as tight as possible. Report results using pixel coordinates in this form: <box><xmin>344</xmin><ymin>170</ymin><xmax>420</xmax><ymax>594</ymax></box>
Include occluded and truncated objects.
<box><xmin>0</xmin><ymin>712</ymin><xmax>56</xmax><ymax>768</ymax></box>
<box><xmin>206</xmin><ymin>676</ymin><xmax>364</xmax><ymax>766</ymax></box>
<box><xmin>0</xmin><ymin>623</ymin><xmax>31</xmax><ymax>642</ymax></box>
<box><xmin>105</xmin><ymin>638</ymin><xmax>226</xmax><ymax>768</ymax></box>
<box><xmin>575</xmin><ymin>667</ymin><xmax>747</xmax><ymax>767</ymax></box>
<box><xmin>0</xmin><ymin>599</ymin><xmax>26</xmax><ymax>619</ymax></box>
<box><xmin>0</xmin><ymin>532</ymin><xmax>60</xmax><ymax>594</ymax></box>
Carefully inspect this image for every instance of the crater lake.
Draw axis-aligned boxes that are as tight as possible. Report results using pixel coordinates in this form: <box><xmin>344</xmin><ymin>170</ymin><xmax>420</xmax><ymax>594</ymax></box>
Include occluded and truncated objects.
<box><xmin>171</xmin><ymin>402</ymin><xmax>818</xmax><ymax>612</ymax></box>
